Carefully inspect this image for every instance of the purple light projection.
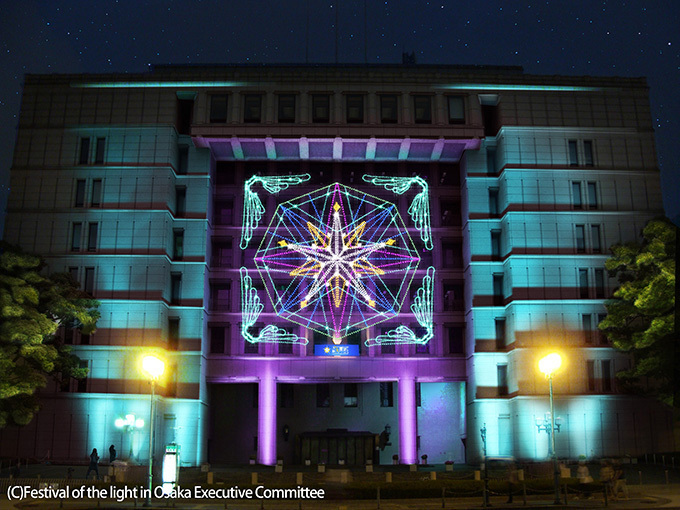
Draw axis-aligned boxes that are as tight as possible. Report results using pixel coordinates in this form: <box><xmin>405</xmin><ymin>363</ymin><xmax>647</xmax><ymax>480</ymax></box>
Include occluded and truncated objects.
<box><xmin>257</xmin><ymin>369</ymin><xmax>277</xmax><ymax>465</ymax></box>
<box><xmin>398</xmin><ymin>377</ymin><xmax>417</xmax><ymax>464</ymax></box>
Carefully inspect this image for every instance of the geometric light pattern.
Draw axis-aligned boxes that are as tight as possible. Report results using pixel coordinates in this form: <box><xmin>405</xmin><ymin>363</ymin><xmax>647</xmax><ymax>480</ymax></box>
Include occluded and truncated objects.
<box><xmin>240</xmin><ymin>174</ymin><xmax>311</xmax><ymax>249</ymax></box>
<box><xmin>239</xmin><ymin>267</ymin><xmax>307</xmax><ymax>345</ymax></box>
<box><xmin>362</xmin><ymin>174</ymin><xmax>433</xmax><ymax>250</ymax></box>
<box><xmin>365</xmin><ymin>266</ymin><xmax>435</xmax><ymax>346</ymax></box>
<box><xmin>254</xmin><ymin>183</ymin><xmax>420</xmax><ymax>342</ymax></box>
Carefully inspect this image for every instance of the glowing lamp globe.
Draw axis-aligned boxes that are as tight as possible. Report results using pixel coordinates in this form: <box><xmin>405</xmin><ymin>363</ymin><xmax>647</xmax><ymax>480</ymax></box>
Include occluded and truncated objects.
<box><xmin>538</xmin><ymin>353</ymin><xmax>562</xmax><ymax>376</ymax></box>
<box><xmin>114</xmin><ymin>418</ymin><xmax>125</xmax><ymax>428</ymax></box>
<box><xmin>142</xmin><ymin>355</ymin><xmax>165</xmax><ymax>380</ymax></box>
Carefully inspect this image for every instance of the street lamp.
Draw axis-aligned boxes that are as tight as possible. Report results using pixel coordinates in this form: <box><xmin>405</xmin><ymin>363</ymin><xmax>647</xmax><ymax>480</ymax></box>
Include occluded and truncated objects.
<box><xmin>535</xmin><ymin>412</ymin><xmax>562</xmax><ymax>456</ymax></box>
<box><xmin>114</xmin><ymin>413</ymin><xmax>145</xmax><ymax>459</ymax></box>
<box><xmin>538</xmin><ymin>352</ymin><xmax>562</xmax><ymax>505</ymax></box>
<box><xmin>141</xmin><ymin>355</ymin><xmax>165</xmax><ymax>507</ymax></box>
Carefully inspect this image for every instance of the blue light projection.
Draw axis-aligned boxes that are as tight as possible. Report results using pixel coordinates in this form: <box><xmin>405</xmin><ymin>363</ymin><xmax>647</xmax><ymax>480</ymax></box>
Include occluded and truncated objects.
<box><xmin>362</xmin><ymin>175</ymin><xmax>433</xmax><ymax>250</ymax></box>
<box><xmin>365</xmin><ymin>266</ymin><xmax>435</xmax><ymax>346</ymax></box>
<box><xmin>239</xmin><ymin>267</ymin><xmax>307</xmax><ymax>345</ymax></box>
<box><xmin>254</xmin><ymin>183</ymin><xmax>420</xmax><ymax>342</ymax></box>
<box><xmin>240</xmin><ymin>174</ymin><xmax>311</xmax><ymax>249</ymax></box>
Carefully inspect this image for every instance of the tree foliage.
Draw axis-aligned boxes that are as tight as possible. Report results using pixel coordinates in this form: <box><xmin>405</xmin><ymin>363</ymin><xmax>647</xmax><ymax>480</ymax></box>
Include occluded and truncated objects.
<box><xmin>0</xmin><ymin>243</ymin><xmax>100</xmax><ymax>427</ymax></box>
<box><xmin>599</xmin><ymin>218</ymin><xmax>676</xmax><ymax>405</ymax></box>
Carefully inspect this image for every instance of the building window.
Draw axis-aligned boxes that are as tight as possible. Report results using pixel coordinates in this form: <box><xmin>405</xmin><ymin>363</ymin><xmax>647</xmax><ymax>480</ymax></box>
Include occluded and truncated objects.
<box><xmin>493</xmin><ymin>274</ymin><xmax>504</xmax><ymax>305</ymax></box>
<box><xmin>91</xmin><ymin>179</ymin><xmax>102</xmax><ymax>207</ymax></box>
<box><xmin>583</xmin><ymin>140</ymin><xmax>594</xmax><ymax>166</ymax></box>
<box><xmin>578</xmin><ymin>268</ymin><xmax>589</xmax><ymax>299</ymax></box>
<box><xmin>448</xmin><ymin>96</ymin><xmax>465</xmax><ymax>124</ymax></box>
<box><xmin>87</xmin><ymin>223</ymin><xmax>98</xmax><ymax>252</ymax></box>
<box><xmin>210</xmin><ymin>94</ymin><xmax>228</xmax><ymax>123</ymax></box>
<box><xmin>587</xmin><ymin>360</ymin><xmax>596</xmax><ymax>392</ymax></box>
<box><xmin>568</xmin><ymin>140</ymin><xmax>579</xmax><ymax>166</ymax></box>
<box><xmin>278</xmin><ymin>94</ymin><xmax>296</xmax><ymax>123</ymax></box>
<box><xmin>244</xmin><ymin>337</ymin><xmax>259</xmax><ymax>354</ymax></box>
<box><xmin>380</xmin><ymin>95</ymin><xmax>398</xmax><ymax>123</ymax></box>
<box><xmin>174</xmin><ymin>186</ymin><xmax>186</xmax><ymax>218</ymax></box>
<box><xmin>595</xmin><ymin>269</ymin><xmax>605</xmax><ymax>298</ymax></box>
<box><xmin>316</xmin><ymin>383</ymin><xmax>330</xmax><ymax>407</ymax></box>
<box><xmin>344</xmin><ymin>383</ymin><xmax>358</xmax><ymax>407</ymax></box>
<box><xmin>380</xmin><ymin>382</ymin><xmax>393</xmax><ymax>407</ymax></box>
<box><xmin>75</xmin><ymin>180</ymin><xmax>86</xmax><ymax>207</ymax></box>
<box><xmin>68</xmin><ymin>266</ymin><xmax>79</xmax><ymax>284</ymax></box>
<box><xmin>84</xmin><ymin>267</ymin><xmax>95</xmax><ymax>295</ymax></box>
<box><xmin>415</xmin><ymin>338</ymin><xmax>429</xmax><ymax>354</ymax></box>
<box><xmin>211</xmin><ymin>238</ymin><xmax>233</xmax><ymax>268</ymax></box>
<box><xmin>495</xmin><ymin>318</ymin><xmax>506</xmax><ymax>350</ymax></box>
<box><xmin>440</xmin><ymin>200</ymin><xmax>461</xmax><ymax>226</ymax></box>
<box><xmin>443</xmin><ymin>283</ymin><xmax>464</xmax><ymax>311</ymax></box>
<box><xmin>591</xmin><ymin>225</ymin><xmax>601</xmax><ymax>253</ymax></box>
<box><xmin>215</xmin><ymin>161</ymin><xmax>236</xmax><ymax>185</ymax></box>
<box><xmin>597</xmin><ymin>313</ymin><xmax>608</xmax><ymax>345</ymax></box>
<box><xmin>243</xmin><ymin>95</ymin><xmax>262</xmax><ymax>123</ymax></box>
<box><xmin>442</xmin><ymin>241</ymin><xmax>463</xmax><ymax>268</ymax></box>
<box><xmin>173</xmin><ymin>229</ymin><xmax>184</xmax><ymax>260</ymax></box>
<box><xmin>213</xmin><ymin>198</ymin><xmax>234</xmax><ymax>225</ymax></box>
<box><xmin>346</xmin><ymin>94</ymin><xmax>364</xmax><ymax>123</ymax></box>
<box><xmin>79</xmin><ymin>137</ymin><xmax>90</xmax><ymax>165</ymax></box>
<box><xmin>71</xmin><ymin>223</ymin><xmax>82</xmax><ymax>252</ymax></box>
<box><xmin>210</xmin><ymin>282</ymin><xmax>231</xmax><ymax>311</ymax></box>
<box><xmin>587</xmin><ymin>181</ymin><xmax>598</xmax><ymax>209</ymax></box>
<box><xmin>279</xmin><ymin>384</ymin><xmax>294</xmax><ymax>408</ymax></box>
<box><xmin>380</xmin><ymin>329</ymin><xmax>396</xmax><ymax>354</ymax></box>
<box><xmin>575</xmin><ymin>225</ymin><xmax>586</xmax><ymax>253</ymax></box>
<box><xmin>447</xmin><ymin>325</ymin><xmax>465</xmax><ymax>354</ymax></box>
<box><xmin>416</xmin><ymin>382</ymin><xmax>422</xmax><ymax>407</ymax></box>
<box><xmin>572</xmin><ymin>181</ymin><xmax>582</xmax><ymax>209</ymax></box>
<box><xmin>602</xmin><ymin>360</ymin><xmax>613</xmax><ymax>392</ymax></box>
<box><xmin>489</xmin><ymin>188</ymin><xmax>499</xmax><ymax>215</ymax></box>
<box><xmin>312</xmin><ymin>94</ymin><xmax>330</xmax><ymax>123</ymax></box>
<box><xmin>210</xmin><ymin>326</ymin><xmax>226</xmax><ymax>354</ymax></box>
<box><xmin>486</xmin><ymin>147</ymin><xmax>497</xmax><ymax>174</ymax></box>
<box><xmin>168</xmin><ymin>318</ymin><xmax>180</xmax><ymax>350</ymax></box>
<box><xmin>76</xmin><ymin>360</ymin><xmax>88</xmax><ymax>392</ymax></box>
<box><xmin>582</xmin><ymin>313</ymin><xmax>593</xmax><ymax>343</ymax></box>
<box><xmin>170</xmin><ymin>272</ymin><xmax>182</xmax><ymax>305</ymax></box>
<box><xmin>491</xmin><ymin>230</ymin><xmax>502</xmax><ymax>258</ymax></box>
<box><xmin>413</xmin><ymin>95</ymin><xmax>432</xmax><ymax>124</ymax></box>
<box><xmin>497</xmin><ymin>364</ymin><xmax>508</xmax><ymax>396</ymax></box>
<box><xmin>278</xmin><ymin>340</ymin><xmax>293</xmax><ymax>355</ymax></box>
<box><xmin>94</xmin><ymin>138</ymin><xmax>105</xmax><ymax>164</ymax></box>
<box><xmin>177</xmin><ymin>98</ymin><xmax>193</xmax><ymax>135</ymax></box>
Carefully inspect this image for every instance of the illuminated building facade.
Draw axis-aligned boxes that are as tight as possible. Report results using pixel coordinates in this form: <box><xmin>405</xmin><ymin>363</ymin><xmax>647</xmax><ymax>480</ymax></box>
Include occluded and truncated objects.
<box><xmin>1</xmin><ymin>64</ymin><xmax>673</xmax><ymax>466</ymax></box>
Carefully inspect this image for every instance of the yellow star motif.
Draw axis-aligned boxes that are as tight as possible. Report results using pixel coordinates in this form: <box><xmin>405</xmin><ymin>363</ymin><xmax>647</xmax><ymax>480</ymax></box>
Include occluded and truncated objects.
<box><xmin>324</xmin><ymin>346</ymin><xmax>330</xmax><ymax>353</ymax></box>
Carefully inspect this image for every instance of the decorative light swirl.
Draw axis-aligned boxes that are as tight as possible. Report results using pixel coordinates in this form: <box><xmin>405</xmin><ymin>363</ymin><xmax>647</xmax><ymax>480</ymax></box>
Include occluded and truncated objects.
<box><xmin>239</xmin><ymin>267</ymin><xmax>307</xmax><ymax>344</ymax></box>
<box><xmin>362</xmin><ymin>175</ymin><xmax>432</xmax><ymax>250</ymax></box>
<box><xmin>365</xmin><ymin>267</ymin><xmax>435</xmax><ymax>346</ymax></box>
<box><xmin>240</xmin><ymin>174</ymin><xmax>311</xmax><ymax>249</ymax></box>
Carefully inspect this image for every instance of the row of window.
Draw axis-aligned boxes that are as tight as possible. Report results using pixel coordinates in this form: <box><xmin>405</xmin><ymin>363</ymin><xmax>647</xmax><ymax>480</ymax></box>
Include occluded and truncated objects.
<box><xmin>493</xmin><ymin>313</ymin><xmax>608</xmax><ymax>349</ymax></box>
<box><xmin>268</xmin><ymin>381</ymin><xmax>428</xmax><ymax>409</ymax></box>
<box><xmin>209</xmin><ymin>93</ymin><xmax>466</xmax><ymax>125</ymax></box>
<box><xmin>490</xmin><ymin>267</ymin><xmax>606</xmax><ymax>303</ymax></box>
<box><xmin>74</xmin><ymin>179</ymin><xmax>102</xmax><ymax>208</ymax></box>
<box><xmin>79</xmin><ymin>137</ymin><xmax>106</xmax><ymax>165</ymax></box>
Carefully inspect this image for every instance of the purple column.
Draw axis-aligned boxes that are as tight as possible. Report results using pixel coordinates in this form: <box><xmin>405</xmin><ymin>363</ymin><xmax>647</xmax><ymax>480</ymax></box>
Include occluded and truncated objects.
<box><xmin>398</xmin><ymin>377</ymin><xmax>417</xmax><ymax>464</ymax></box>
<box><xmin>257</xmin><ymin>374</ymin><xmax>277</xmax><ymax>465</ymax></box>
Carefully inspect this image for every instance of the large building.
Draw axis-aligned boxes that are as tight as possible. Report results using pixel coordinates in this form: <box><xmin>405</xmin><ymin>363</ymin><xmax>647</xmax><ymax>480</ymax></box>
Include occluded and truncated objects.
<box><xmin>1</xmin><ymin>64</ymin><xmax>674</xmax><ymax>466</ymax></box>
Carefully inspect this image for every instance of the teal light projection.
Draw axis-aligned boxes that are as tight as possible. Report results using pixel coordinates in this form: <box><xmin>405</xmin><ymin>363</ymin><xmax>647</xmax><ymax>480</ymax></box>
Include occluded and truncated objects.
<box><xmin>434</xmin><ymin>84</ymin><xmax>602</xmax><ymax>92</ymax></box>
<box><xmin>366</xmin><ymin>266</ymin><xmax>435</xmax><ymax>346</ymax></box>
<box><xmin>240</xmin><ymin>174</ymin><xmax>311</xmax><ymax>249</ymax></box>
<box><xmin>362</xmin><ymin>175</ymin><xmax>433</xmax><ymax>250</ymax></box>
<box><xmin>239</xmin><ymin>267</ymin><xmax>307</xmax><ymax>345</ymax></box>
<box><xmin>254</xmin><ymin>183</ymin><xmax>420</xmax><ymax>343</ymax></box>
<box><xmin>71</xmin><ymin>81</ymin><xmax>247</xmax><ymax>88</ymax></box>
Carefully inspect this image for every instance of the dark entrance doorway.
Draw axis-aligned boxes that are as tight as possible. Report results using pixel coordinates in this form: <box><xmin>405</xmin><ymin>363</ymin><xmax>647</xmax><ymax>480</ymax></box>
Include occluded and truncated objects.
<box><xmin>297</xmin><ymin>429</ymin><xmax>376</xmax><ymax>466</ymax></box>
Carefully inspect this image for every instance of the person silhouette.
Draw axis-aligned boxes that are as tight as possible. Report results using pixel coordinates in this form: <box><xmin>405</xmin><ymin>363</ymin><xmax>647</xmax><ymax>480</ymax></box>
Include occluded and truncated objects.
<box><xmin>85</xmin><ymin>448</ymin><xmax>100</xmax><ymax>480</ymax></box>
<box><xmin>109</xmin><ymin>444</ymin><xmax>117</xmax><ymax>463</ymax></box>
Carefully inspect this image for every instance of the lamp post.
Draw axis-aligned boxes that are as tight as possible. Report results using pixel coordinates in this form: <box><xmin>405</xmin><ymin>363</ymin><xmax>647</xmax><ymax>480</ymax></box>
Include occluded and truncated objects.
<box><xmin>141</xmin><ymin>355</ymin><xmax>165</xmax><ymax>507</ymax></box>
<box><xmin>480</xmin><ymin>423</ymin><xmax>489</xmax><ymax>508</ymax></box>
<box><xmin>114</xmin><ymin>414</ymin><xmax>145</xmax><ymax>459</ymax></box>
<box><xmin>538</xmin><ymin>352</ymin><xmax>562</xmax><ymax>506</ymax></box>
<box><xmin>535</xmin><ymin>412</ymin><xmax>561</xmax><ymax>456</ymax></box>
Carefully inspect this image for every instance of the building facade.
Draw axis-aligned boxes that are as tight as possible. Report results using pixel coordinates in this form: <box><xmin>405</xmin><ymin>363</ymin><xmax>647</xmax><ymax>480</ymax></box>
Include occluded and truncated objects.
<box><xmin>1</xmin><ymin>64</ymin><xmax>673</xmax><ymax>466</ymax></box>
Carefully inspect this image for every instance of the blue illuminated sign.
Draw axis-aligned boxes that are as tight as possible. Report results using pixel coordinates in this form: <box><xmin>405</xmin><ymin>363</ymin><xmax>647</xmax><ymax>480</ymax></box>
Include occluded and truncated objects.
<box><xmin>315</xmin><ymin>345</ymin><xmax>360</xmax><ymax>357</ymax></box>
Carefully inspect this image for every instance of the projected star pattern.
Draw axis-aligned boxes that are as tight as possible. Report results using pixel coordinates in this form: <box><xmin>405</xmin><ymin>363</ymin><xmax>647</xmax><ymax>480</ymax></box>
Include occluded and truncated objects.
<box><xmin>254</xmin><ymin>183</ymin><xmax>420</xmax><ymax>342</ymax></box>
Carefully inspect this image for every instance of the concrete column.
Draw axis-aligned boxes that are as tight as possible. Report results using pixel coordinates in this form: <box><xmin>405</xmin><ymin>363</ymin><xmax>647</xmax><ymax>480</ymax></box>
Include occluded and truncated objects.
<box><xmin>258</xmin><ymin>375</ymin><xmax>277</xmax><ymax>465</ymax></box>
<box><xmin>398</xmin><ymin>377</ymin><xmax>417</xmax><ymax>464</ymax></box>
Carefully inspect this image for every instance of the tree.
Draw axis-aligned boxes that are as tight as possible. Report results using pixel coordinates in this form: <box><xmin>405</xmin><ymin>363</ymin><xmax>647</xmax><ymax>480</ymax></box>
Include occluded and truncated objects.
<box><xmin>0</xmin><ymin>243</ymin><xmax>99</xmax><ymax>427</ymax></box>
<box><xmin>599</xmin><ymin>218</ymin><xmax>676</xmax><ymax>405</ymax></box>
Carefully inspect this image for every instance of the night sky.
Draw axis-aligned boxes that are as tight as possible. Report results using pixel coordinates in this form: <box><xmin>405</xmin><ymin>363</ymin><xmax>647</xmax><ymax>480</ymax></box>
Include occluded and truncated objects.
<box><xmin>1</xmin><ymin>0</ymin><xmax>678</xmax><ymax>225</ymax></box>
